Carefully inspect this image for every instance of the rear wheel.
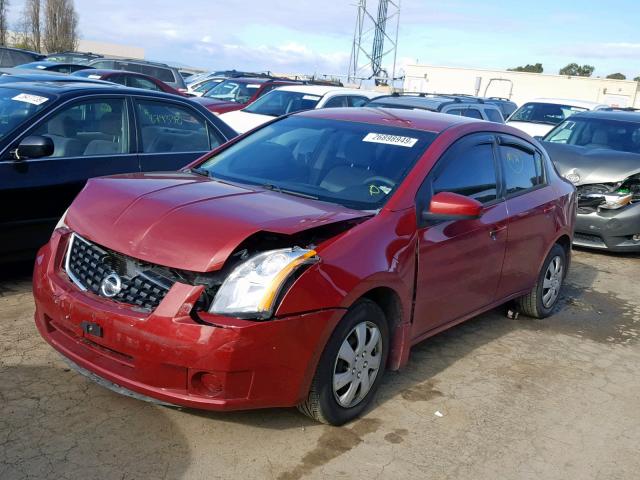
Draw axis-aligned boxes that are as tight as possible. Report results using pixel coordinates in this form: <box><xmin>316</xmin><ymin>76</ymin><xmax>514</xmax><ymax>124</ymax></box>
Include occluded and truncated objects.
<box><xmin>298</xmin><ymin>299</ymin><xmax>388</xmax><ymax>425</ymax></box>
<box><xmin>517</xmin><ymin>244</ymin><xmax>566</xmax><ymax>318</ymax></box>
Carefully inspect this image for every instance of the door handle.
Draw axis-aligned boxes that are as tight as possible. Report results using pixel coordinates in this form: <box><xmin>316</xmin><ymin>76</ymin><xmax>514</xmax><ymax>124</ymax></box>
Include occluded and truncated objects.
<box><xmin>489</xmin><ymin>225</ymin><xmax>507</xmax><ymax>240</ymax></box>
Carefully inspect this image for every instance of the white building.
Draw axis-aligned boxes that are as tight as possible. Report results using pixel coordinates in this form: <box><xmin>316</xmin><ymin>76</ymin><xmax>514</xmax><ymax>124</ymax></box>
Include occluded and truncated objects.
<box><xmin>403</xmin><ymin>64</ymin><xmax>640</xmax><ymax>108</ymax></box>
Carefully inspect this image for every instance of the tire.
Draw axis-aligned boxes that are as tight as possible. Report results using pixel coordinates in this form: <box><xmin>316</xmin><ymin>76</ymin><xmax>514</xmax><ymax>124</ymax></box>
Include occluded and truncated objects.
<box><xmin>298</xmin><ymin>299</ymin><xmax>389</xmax><ymax>425</ymax></box>
<box><xmin>517</xmin><ymin>244</ymin><xmax>567</xmax><ymax>319</ymax></box>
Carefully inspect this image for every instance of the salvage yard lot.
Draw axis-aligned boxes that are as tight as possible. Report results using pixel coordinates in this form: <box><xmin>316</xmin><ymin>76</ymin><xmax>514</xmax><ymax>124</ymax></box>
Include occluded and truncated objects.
<box><xmin>1</xmin><ymin>249</ymin><xmax>639</xmax><ymax>480</ymax></box>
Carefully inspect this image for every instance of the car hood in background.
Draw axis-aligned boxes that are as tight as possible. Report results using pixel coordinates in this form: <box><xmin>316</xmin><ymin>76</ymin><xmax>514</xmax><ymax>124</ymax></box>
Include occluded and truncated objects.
<box><xmin>218</xmin><ymin>110</ymin><xmax>272</xmax><ymax>134</ymax></box>
<box><xmin>543</xmin><ymin>142</ymin><xmax>640</xmax><ymax>185</ymax></box>
<box><xmin>506</xmin><ymin>121</ymin><xmax>555</xmax><ymax>138</ymax></box>
<box><xmin>191</xmin><ymin>97</ymin><xmax>245</xmax><ymax>114</ymax></box>
<box><xmin>66</xmin><ymin>173</ymin><xmax>370</xmax><ymax>272</ymax></box>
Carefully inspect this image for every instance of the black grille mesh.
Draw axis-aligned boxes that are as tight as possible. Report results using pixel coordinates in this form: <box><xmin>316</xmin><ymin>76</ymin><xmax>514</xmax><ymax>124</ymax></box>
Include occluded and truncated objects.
<box><xmin>66</xmin><ymin>235</ymin><xmax>174</xmax><ymax>311</ymax></box>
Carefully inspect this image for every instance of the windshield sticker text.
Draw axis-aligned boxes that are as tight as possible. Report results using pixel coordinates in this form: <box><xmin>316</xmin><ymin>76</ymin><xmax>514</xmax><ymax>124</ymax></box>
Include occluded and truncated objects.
<box><xmin>12</xmin><ymin>93</ymin><xmax>49</xmax><ymax>106</ymax></box>
<box><xmin>363</xmin><ymin>133</ymin><xmax>418</xmax><ymax>148</ymax></box>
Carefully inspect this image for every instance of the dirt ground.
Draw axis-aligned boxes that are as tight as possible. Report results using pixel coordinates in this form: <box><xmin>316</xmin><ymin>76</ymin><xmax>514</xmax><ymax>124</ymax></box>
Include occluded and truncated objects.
<box><xmin>1</xmin><ymin>248</ymin><xmax>639</xmax><ymax>480</ymax></box>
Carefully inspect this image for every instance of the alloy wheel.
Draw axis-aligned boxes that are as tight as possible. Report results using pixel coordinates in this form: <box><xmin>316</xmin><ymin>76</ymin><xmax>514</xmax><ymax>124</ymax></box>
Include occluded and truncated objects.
<box><xmin>332</xmin><ymin>321</ymin><xmax>383</xmax><ymax>408</ymax></box>
<box><xmin>542</xmin><ymin>255</ymin><xmax>563</xmax><ymax>308</ymax></box>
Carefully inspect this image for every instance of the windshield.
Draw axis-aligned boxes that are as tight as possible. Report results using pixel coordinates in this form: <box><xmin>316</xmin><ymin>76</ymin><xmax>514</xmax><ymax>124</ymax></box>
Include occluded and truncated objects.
<box><xmin>244</xmin><ymin>90</ymin><xmax>322</xmax><ymax>117</ymax></box>
<box><xmin>509</xmin><ymin>102</ymin><xmax>587</xmax><ymax>125</ymax></box>
<box><xmin>0</xmin><ymin>88</ymin><xmax>52</xmax><ymax>139</ymax></box>
<box><xmin>195</xmin><ymin>78</ymin><xmax>223</xmax><ymax>94</ymax></box>
<box><xmin>203</xmin><ymin>80</ymin><xmax>260</xmax><ymax>103</ymax></box>
<box><xmin>197</xmin><ymin>116</ymin><xmax>436</xmax><ymax>210</ymax></box>
<box><xmin>544</xmin><ymin>117</ymin><xmax>640</xmax><ymax>153</ymax></box>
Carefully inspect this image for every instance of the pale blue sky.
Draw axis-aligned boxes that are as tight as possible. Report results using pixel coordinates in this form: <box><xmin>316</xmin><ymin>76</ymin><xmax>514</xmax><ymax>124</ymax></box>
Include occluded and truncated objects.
<box><xmin>8</xmin><ymin>0</ymin><xmax>640</xmax><ymax>78</ymax></box>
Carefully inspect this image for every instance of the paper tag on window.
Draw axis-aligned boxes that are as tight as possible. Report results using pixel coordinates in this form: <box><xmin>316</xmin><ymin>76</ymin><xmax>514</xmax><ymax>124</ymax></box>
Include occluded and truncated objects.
<box><xmin>303</xmin><ymin>95</ymin><xmax>321</xmax><ymax>101</ymax></box>
<box><xmin>247</xmin><ymin>84</ymin><xmax>261</xmax><ymax>88</ymax></box>
<box><xmin>363</xmin><ymin>133</ymin><xmax>418</xmax><ymax>147</ymax></box>
<box><xmin>12</xmin><ymin>93</ymin><xmax>49</xmax><ymax>106</ymax></box>
<box><xmin>88</xmin><ymin>74</ymin><xmax>102</xmax><ymax>79</ymax></box>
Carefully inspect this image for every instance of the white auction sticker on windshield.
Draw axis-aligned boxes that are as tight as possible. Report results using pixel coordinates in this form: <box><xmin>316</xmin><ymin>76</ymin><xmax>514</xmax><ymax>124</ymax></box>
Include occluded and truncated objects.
<box><xmin>247</xmin><ymin>84</ymin><xmax>261</xmax><ymax>88</ymax></box>
<box><xmin>12</xmin><ymin>93</ymin><xmax>49</xmax><ymax>106</ymax></box>
<box><xmin>88</xmin><ymin>74</ymin><xmax>102</xmax><ymax>79</ymax></box>
<box><xmin>303</xmin><ymin>95</ymin><xmax>321</xmax><ymax>101</ymax></box>
<box><xmin>363</xmin><ymin>133</ymin><xmax>418</xmax><ymax>147</ymax></box>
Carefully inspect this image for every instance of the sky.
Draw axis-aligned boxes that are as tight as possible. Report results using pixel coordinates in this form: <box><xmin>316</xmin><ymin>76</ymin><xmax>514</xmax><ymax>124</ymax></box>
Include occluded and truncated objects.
<box><xmin>7</xmin><ymin>0</ymin><xmax>640</xmax><ymax>79</ymax></box>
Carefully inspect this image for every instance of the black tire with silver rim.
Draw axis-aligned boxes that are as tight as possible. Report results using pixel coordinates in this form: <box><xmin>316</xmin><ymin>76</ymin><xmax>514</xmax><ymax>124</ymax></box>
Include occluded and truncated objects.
<box><xmin>517</xmin><ymin>243</ymin><xmax>567</xmax><ymax>319</ymax></box>
<box><xmin>298</xmin><ymin>299</ymin><xmax>389</xmax><ymax>425</ymax></box>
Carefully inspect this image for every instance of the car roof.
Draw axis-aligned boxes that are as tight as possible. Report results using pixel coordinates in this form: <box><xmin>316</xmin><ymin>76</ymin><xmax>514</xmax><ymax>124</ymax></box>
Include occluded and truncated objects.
<box><xmin>527</xmin><ymin>98</ymin><xmax>607</xmax><ymax>109</ymax></box>
<box><xmin>0</xmin><ymin>46</ymin><xmax>42</xmax><ymax>56</ymax></box>
<box><xmin>569</xmin><ymin>109</ymin><xmax>640</xmax><ymax>122</ymax></box>
<box><xmin>368</xmin><ymin>94</ymin><xmax>500</xmax><ymax>110</ymax></box>
<box><xmin>0</xmin><ymin>81</ymin><xmax>189</xmax><ymax>99</ymax></box>
<box><xmin>275</xmin><ymin>85</ymin><xmax>374</xmax><ymax>96</ymax></box>
<box><xmin>0</xmin><ymin>73</ymin><xmax>110</xmax><ymax>84</ymax></box>
<box><xmin>295</xmin><ymin>106</ymin><xmax>476</xmax><ymax>133</ymax></box>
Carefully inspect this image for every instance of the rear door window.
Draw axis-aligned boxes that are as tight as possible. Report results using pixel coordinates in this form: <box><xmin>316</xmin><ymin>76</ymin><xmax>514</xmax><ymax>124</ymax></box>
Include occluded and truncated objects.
<box><xmin>348</xmin><ymin>96</ymin><xmax>370</xmax><ymax>107</ymax></box>
<box><xmin>323</xmin><ymin>96</ymin><xmax>349</xmax><ymax>108</ymax></box>
<box><xmin>463</xmin><ymin>108</ymin><xmax>483</xmax><ymax>120</ymax></box>
<box><xmin>499</xmin><ymin>143</ymin><xmax>545</xmax><ymax>195</ymax></box>
<box><xmin>484</xmin><ymin>108</ymin><xmax>504</xmax><ymax>123</ymax></box>
<box><xmin>31</xmin><ymin>98</ymin><xmax>129</xmax><ymax>157</ymax></box>
<box><xmin>135</xmin><ymin>99</ymin><xmax>219</xmax><ymax>153</ymax></box>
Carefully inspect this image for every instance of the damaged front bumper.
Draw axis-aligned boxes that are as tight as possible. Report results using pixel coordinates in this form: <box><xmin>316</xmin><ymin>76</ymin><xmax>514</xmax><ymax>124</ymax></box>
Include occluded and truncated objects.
<box><xmin>574</xmin><ymin>201</ymin><xmax>640</xmax><ymax>251</ymax></box>
<box><xmin>33</xmin><ymin>230</ymin><xmax>344</xmax><ymax>411</ymax></box>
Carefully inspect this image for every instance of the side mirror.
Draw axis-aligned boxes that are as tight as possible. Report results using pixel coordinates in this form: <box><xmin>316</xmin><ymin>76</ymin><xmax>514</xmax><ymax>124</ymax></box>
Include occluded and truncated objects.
<box><xmin>13</xmin><ymin>135</ymin><xmax>54</xmax><ymax>160</ymax></box>
<box><xmin>421</xmin><ymin>192</ymin><xmax>483</xmax><ymax>222</ymax></box>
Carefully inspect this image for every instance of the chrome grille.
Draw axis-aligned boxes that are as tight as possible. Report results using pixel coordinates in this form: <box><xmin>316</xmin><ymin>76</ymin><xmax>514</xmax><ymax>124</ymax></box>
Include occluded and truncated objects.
<box><xmin>65</xmin><ymin>234</ymin><xmax>174</xmax><ymax>311</ymax></box>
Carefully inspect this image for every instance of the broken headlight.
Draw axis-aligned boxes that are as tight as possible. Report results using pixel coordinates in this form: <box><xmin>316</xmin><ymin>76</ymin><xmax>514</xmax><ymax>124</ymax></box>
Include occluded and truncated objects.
<box><xmin>209</xmin><ymin>248</ymin><xmax>318</xmax><ymax>318</ymax></box>
<box><xmin>599</xmin><ymin>175</ymin><xmax>639</xmax><ymax>210</ymax></box>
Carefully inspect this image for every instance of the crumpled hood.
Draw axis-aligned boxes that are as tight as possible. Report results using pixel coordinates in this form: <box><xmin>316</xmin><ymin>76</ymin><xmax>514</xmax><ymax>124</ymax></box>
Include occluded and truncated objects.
<box><xmin>66</xmin><ymin>173</ymin><xmax>370</xmax><ymax>272</ymax></box>
<box><xmin>543</xmin><ymin>142</ymin><xmax>640</xmax><ymax>185</ymax></box>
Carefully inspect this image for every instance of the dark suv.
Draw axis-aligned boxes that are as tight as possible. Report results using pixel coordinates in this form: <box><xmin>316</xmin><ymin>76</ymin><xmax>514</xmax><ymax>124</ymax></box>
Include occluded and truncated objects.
<box><xmin>0</xmin><ymin>47</ymin><xmax>45</xmax><ymax>68</ymax></box>
<box><xmin>367</xmin><ymin>93</ymin><xmax>505</xmax><ymax>123</ymax></box>
<box><xmin>88</xmin><ymin>58</ymin><xmax>187</xmax><ymax>92</ymax></box>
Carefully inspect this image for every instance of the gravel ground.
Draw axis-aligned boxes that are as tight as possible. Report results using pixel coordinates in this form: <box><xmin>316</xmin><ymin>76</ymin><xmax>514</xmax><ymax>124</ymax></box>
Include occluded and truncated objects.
<box><xmin>1</xmin><ymin>248</ymin><xmax>639</xmax><ymax>480</ymax></box>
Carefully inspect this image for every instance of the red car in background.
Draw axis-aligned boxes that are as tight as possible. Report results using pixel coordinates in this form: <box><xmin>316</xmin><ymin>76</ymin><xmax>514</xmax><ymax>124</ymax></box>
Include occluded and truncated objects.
<box><xmin>33</xmin><ymin>108</ymin><xmax>576</xmax><ymax>425</ymax></box>
<box><xmin>72</xmin><ymin>69</ymin><xmax>188</xmax><ymax>97</ymax></box>
<box><xmin>191</xmin><ymin>77</ymin><xmax>301</xmax><ymax>114</ymax></box>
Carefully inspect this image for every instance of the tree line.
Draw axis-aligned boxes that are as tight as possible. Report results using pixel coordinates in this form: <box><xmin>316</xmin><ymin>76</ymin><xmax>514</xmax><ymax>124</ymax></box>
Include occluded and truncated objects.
<box><xmin>509</xmin><ymin>62</ymin><xmax>639</xmax><ymax>81</ymax></box>
<box><xmin>0</xmin><ymin>0</ymin><xmax>79</xmax><ymax>53</ymax></box>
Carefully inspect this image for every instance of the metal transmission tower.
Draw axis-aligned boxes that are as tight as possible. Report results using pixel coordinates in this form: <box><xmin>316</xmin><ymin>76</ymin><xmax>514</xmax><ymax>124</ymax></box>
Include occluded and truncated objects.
<box><xmin>348</xmin><ymin>0</ymin><xmax>401</xmax><ymax>86</ymax></box>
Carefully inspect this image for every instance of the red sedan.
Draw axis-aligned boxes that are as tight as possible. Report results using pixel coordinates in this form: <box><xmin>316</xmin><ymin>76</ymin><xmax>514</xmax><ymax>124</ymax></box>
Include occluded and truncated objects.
<box><xmin>33</xmin><ymin>107</ymin><xmax>576</xmax><ymax>425</ymax></box>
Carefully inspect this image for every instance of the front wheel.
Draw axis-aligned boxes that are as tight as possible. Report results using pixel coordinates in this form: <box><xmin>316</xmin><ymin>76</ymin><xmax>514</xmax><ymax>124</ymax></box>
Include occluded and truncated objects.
<box><xmin>298</xmin><ymin>299</ymin><xmax>389</xmax><ymax>425</ymax></box>
<box><xmin>517</xmin><ymin>243</ymin><xmax>567</xmax><ymax>318</ymax></box>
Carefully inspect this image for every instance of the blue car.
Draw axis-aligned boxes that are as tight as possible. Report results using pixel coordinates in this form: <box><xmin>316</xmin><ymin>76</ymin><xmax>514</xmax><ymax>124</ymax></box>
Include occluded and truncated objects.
<box><xmin>0</xmin><ymin>81</ymin><xmax>237</xmax><ymax>261</ymax></box>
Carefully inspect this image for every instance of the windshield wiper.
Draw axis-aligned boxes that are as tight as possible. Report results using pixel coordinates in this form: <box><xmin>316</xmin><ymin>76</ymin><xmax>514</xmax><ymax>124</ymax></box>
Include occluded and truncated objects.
<box><xmin>189</xmin><ymin>167</ymin><xmax>211</xmax><ymax>177</ymax></box>
<box><xmin>261</xmin><ymin>184</ymin><xmax>319</xmax><ymax>200</ymax></box>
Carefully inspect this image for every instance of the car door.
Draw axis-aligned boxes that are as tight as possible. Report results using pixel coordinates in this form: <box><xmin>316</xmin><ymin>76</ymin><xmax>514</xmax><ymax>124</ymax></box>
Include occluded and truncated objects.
<box><xmin>0</xmin><ymin>95</ymin><xmax>137</xmax><ymax>255</ymax></box>
<box><xmin>412</xmin><ymin>134</ymin><xmax>509</xmax><ymax>338</ymax></box>
<box><xmin>495</xmin><ymin>135</ymin><xmax>559</xmax><ymax>298</ymax></box>
<box><xmin>133</xmin><ymin>97</ymin><xmax>224</xmax><ymax>171</ymax></box>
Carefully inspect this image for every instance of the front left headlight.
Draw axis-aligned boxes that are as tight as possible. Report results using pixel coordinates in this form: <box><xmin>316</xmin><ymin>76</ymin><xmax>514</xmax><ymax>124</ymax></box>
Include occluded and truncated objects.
<box><xmin>210</xmin><ymin>248</ymin><xmax>318</xmax><ymax>318</ymax></box>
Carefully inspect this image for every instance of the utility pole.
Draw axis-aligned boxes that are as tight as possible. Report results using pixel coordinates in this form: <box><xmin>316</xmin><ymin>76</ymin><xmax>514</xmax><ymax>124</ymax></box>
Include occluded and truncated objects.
<box><xmin>347</xmin><ymin>0</ymin><xmax>401</xmax><ymax>86</ymax></box>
